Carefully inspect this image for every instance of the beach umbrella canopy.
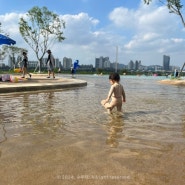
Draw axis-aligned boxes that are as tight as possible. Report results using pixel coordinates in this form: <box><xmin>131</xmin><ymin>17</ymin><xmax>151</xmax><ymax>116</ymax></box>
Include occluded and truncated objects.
<box><xmin>0</xmin><ymin>34</ymin><xmax>16</xmax><ymax>45</ymax></box>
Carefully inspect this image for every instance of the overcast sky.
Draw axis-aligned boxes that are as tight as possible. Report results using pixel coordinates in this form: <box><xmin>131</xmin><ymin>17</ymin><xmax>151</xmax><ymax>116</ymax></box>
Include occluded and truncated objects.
<box><xmin>0</xmin><ymin>0</ymin><xmax>185</xmax><ymax>67</ymax></box>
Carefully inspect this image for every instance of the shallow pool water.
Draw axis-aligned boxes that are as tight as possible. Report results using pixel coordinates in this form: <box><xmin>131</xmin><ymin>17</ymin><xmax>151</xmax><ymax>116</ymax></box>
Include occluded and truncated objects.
<box><xmin>0</xmin><ymin>75</ymin><xmax>185</xmax><ymax>185</ymax></box>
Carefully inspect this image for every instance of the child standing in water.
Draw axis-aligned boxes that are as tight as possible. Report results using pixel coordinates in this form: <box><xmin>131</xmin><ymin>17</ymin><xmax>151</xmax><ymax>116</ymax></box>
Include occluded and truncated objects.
<box><xmin>101</xmin><ymin>72</ymin><xmax>126</xmax><ymax>114</ymax></box>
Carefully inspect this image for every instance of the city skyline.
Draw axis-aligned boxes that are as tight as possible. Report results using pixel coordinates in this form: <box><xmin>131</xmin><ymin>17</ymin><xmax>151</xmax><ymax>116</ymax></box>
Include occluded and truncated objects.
<box><xmin>94</xmin><ymin>54</ymin><xmax>180</xmax><ymax>71</ymax></box>
<box><xmin>1</xmin><ymin>53</ymin><xmax>180</xmax><ymax>72</ymax></box>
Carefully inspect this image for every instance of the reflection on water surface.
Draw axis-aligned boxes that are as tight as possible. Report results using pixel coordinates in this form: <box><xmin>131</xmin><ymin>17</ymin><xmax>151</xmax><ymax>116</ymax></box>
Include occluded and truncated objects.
<box><xmin>0</xmin><ymin>75</ymin><xmax>185</xmax><ymax>185</ymax></box>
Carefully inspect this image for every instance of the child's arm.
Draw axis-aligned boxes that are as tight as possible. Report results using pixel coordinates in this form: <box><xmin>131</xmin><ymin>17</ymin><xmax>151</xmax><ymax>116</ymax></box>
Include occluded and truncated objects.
<box><xmin>103</xmin><ymin>86</ymin><xmax>114</xmax><ymax>104</ymax></box>
<box><xmin>122</xmin><ymin>86</ymin><xmax>126</xmax><ymax>102</ymax></box>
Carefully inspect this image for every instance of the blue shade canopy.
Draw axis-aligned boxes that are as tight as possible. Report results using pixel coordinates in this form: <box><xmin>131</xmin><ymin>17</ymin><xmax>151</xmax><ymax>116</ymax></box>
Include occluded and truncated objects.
<box><xmin>0</xmin><ymin>34</ymin><xmax>16</xmax><ymax>45</ymax></box>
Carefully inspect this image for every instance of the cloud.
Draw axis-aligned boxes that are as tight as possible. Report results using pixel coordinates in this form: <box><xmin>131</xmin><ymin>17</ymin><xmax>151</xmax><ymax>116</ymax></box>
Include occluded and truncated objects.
<box><xmin>109</xmin><ymin>7</ymin><xmax>136</xmax><ymax>29</ymax></box>
<box><xmin>0</xmin><ymin>13</ymin><xmax>22</xmax><ymax>35</ymax></box>
<box><xmin>61</xmin><ymin>13</ymin><xmax>99</xmax><ymax>45</ymax></box>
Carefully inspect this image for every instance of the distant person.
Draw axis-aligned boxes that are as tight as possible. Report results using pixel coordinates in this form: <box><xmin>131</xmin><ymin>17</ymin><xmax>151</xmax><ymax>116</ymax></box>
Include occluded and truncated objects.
<box><xmin>71</xmin><ymin>60</ymin><xmax>80</xmax><ymax>77</ymax></box>
<box><xmin>21</xmin><ymin>52</ymin><xmax>31</xmax><ymax>78</ymax></box>
<box><xmin>174</xmin><ymin>69</ymin><xmax>178</xmax><ymax>78</ymax></box>
<box><xmin>101</xmin><ymin>72</ymin><xmax>126</xmax><ymax>114</ymax></box>
<box><xmin>71</xmin><ymin>67</ymin><xmax>75</xmax><ymax>78</ymax></box>
<box><xmin>46</xmin><ymin>50</ymin><xmax>55</xmax><ymax>78</ymax></box>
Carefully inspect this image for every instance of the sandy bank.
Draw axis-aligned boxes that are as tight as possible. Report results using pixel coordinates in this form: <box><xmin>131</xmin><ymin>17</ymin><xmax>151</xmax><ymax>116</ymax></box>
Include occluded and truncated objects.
<box><xmin>159</xmin><ymin>79</ymin><xmax>185</xmax><ymax>86</ymax></box>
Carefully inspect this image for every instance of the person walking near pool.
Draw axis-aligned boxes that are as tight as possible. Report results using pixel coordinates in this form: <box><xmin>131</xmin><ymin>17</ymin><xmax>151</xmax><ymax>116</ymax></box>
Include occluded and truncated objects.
<box><xmin>71</xmin><ymin>67</ymin><xmax>75</xmax><ymax>78</ymax></box>
<box><xmin>101</xmin><ymin>72</ymin><xmax>126</xmax><ymax>114</ymax></box>
<box><xmin>46</xmin><ymin>49</ymin><xmax>55</xmax><ymax>78</ymax></box>
<box><xmin>21</xmin><ymin>52</ymin><xmax>31</xmax><ymax>78</ymax></box>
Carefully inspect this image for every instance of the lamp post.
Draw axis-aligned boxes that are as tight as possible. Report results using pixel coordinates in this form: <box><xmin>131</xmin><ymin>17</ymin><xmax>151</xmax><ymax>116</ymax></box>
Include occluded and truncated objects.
<box><xmin>115</xmin><ymin>46</ymin><xmax>118</xmax><ymax>72</ymax></box>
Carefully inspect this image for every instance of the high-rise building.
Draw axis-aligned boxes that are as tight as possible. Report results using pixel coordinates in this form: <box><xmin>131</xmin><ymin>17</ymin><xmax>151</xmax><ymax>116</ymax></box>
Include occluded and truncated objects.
<box><xmin>63</xmin><ymin>57</ymin><xmax>72</xmax><ymax>69</ymax></box>
<box><xmin>103</xmin><ymin>57</ymin><xmax>110</xmax><ymax>68</ymax></box>
<box><xmin>104</xmin><ymin>60</ymin><xmax>111</xmax><ymax>68</ymax></box>
<box><xmin>95</xmin><ymin>56</ymin><xmax>110</xmax><ymax>69</ymax></box>
<box><xmin>128</xmin><ymin>60</ymin><xmax>134</xmax><ymax>70</ymax></box>
<box><xmin>55</xmin><ymin>58</ymin><xmax>60</xmax><ymax>68</ymax></box>
<box><xmin>135</xmin><ymin>60</ymin><xmax>141</xmax><ymax>70</ymax></box>
<box><xmin>95</xmin><ymin>58</ymin><xmax>100</xmax><ymax>69</ymax></box>
<box><xmin>163</xmin><ymin>55</ymin><xmax>170</xmax><ymax>71</ymax></box>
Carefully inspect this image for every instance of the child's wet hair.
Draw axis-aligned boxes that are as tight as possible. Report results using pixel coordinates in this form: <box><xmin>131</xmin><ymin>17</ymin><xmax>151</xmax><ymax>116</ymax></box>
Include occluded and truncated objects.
<box><xmin>109</xmin><ymin>72</ymin><xmax>120</xmax><ymax>82</ymax></box>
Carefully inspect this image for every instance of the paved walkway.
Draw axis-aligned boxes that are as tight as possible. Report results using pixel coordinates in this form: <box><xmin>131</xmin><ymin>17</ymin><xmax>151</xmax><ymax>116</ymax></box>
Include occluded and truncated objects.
<box><xmin>0</xmin><ymin>74</ymin><xmax>87</xmax><ymax>94</ymax></box>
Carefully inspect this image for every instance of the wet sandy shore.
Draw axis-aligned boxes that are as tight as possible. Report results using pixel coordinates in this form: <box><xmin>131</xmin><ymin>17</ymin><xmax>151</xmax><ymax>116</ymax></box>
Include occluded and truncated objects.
<box><xmin>159</xmin><ymin>79</ymin><xmax>185</xmax><ymax>86</ymax></box>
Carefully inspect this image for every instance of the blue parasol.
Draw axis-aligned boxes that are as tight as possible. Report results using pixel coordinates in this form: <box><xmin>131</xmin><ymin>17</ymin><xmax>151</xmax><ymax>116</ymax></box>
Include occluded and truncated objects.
<box><xmin>0</xmin><ymin>34</ymin><xmax>16</xmax><ymax>45</ymax></box>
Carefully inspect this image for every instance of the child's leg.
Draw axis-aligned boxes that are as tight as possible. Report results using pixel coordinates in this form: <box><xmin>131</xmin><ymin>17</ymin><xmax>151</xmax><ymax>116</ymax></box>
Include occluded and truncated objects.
<box><xmin>101</xmin><ymin>100</ymin><xmax>111</xmax><ymax>109</ymax></box>
<box><xmin>116</xmin><ymin>100</ymin><xmax>123</xmax><ymax>112</ymax></box>
<box><xmin>101</xmin><ymin>100</ymin><xmax>114</xmax><ymax>114</ymax></box>
<box><xmin>107</xmin><ymin>109</ymin><xmax>112</xmax><ymax>114</ymax></box>
<box><xmin>101</xmin><ymin>100</ymin><xmax>106</xmax><ymax>106</ymax></box>
<box><xmin>117</xmin><ymin>105</ymin><xmax>122</xmax><ymax>112</ymax></box>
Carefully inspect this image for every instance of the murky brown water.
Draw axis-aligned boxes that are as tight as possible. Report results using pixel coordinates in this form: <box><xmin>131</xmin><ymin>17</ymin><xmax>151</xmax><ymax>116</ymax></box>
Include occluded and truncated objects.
<box><xmin>0</xmin><ymin>75</ymin><xmax>185</xmax><ymax>185</ymax></box>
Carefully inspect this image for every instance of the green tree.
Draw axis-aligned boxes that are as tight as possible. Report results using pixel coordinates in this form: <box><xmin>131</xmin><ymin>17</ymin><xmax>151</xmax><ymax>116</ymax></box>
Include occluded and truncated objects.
<box><xmin>144</xmin><ymin>0</ymin><xmax>184</xmax><ymax>26</ymax></box>
<box><xmin>19</xmin><ymin>6</ymin><xmax>65</xmax><ymax>72</ymax></box>
<box><xmin>2</xmin><ymin>45</ymin><xmax>27</xmax><ymax>69</ymax></box>
<box><xmin>144</xmin><ymin>0</ymin><xmax>185</xmax><ymax>75</ymax></box>
<box><xmin>0</xmin><ymin>22</ymin><xmax>8</xmax><ymax>36</ymax></box>
<box><xmin>0</xmin><ymin>48</ymin><xmax>6</xmax><ymax>61</ymax></box>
